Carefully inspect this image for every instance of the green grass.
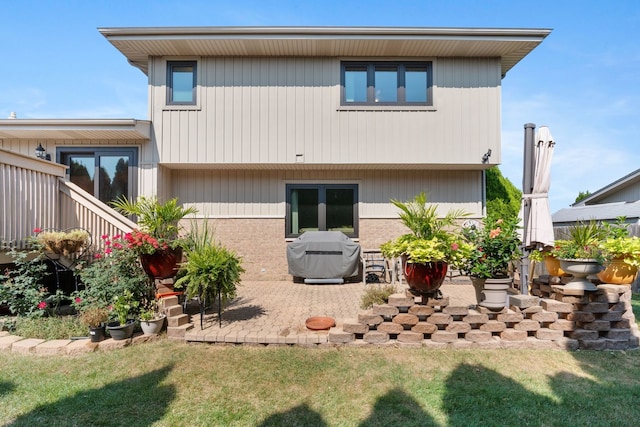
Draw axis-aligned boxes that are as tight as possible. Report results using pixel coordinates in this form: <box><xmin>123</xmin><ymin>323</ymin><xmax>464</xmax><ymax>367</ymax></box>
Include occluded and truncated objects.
<box><xmin>12</xmin><ymin>316</ymin><xmax>87</xmax><ymax>340</ymax></box>
<box><xmin>1</xmin><ymin>340</ymin><xmax>640</xmax><ymax>426</ymax></box>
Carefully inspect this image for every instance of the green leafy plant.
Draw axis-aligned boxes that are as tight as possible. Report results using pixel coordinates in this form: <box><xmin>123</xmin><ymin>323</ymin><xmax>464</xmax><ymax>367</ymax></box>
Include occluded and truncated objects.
<box><xmin>551</xmin><ymin>220</ymin><xmax>606</xmax><ymax>261</ymax></box>
<box><xmin>76</xmin><ymin>233</ymin><xmax>149</xmax><ymax>309</ymax></box>
<box><xmin>111</xmin><ymin>289</ymin><xmax>140</xmax><ymax>325</ymax></box>
<box><xmin>360</xmin><ymin>284</ymin><xmax>397</xmax><ymax>309</ymax></box>
<box><xmin>139</xmin><ymin>300</ymin><xmax>161</xmax><ymax>321</ymax></box>
<box><xmin>112</xmin><ymin>196</ymin><xmax>197</xmax><ymax>254</ymax></box>
<box><xmin>600</xmin><ymin>236</ymin><xmax>640</xmax><ymax>267</ymax></box>
<box><xmin>460</xmin><ymin>216</ymin><xmax>522</xmax><ymax>279</ymax></box>
<box><xmin>379</xmin><ymin>192</ymin><xmax>472</xmax><ymax>266</ymax></box>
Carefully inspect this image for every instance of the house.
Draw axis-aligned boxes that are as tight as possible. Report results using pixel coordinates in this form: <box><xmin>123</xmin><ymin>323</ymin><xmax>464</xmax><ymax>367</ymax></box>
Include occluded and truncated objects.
<box><xmin>553</xmin><ymin>167</ymin><xmax>640</xmax><ymax>233</ymax></box>
<box><xmin>0</xmin><ymin>26</ymin><xmax>551</xmax><ymax>279</ymax></box>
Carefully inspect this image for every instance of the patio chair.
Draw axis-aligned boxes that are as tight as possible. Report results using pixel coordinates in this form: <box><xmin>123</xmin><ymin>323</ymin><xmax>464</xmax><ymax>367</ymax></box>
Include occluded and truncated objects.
<box><xmin>363</xmin><ymin>249</ymin><xmax>389</xmax><ymax>284</ymax></box>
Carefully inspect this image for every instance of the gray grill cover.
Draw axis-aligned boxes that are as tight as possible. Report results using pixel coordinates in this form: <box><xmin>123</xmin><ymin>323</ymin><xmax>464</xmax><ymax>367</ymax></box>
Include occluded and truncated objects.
<box><xmin>287</xmin><ymin>231</ymin><xmax>361</xmax><ymax>279</ymax></box>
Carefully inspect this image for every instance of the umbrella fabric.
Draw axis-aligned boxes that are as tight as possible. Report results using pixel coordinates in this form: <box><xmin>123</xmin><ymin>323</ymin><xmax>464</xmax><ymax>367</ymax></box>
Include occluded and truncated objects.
<box><xmin>522</xmin><ymin>126</ymin><xmax>555</xmax><ymax>249</ymax></box>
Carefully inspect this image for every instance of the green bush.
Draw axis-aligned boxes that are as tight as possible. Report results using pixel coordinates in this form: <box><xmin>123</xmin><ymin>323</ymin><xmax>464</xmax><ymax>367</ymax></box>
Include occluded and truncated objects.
<box><xmin>0</xmin><ymin>247</ymin><xmax>53</xmax><ymax>317</ymax></box>
<box><xmin>360</xmin><ymin>284</ymin><xmax>397</xmax><ymax>309</ymax></box>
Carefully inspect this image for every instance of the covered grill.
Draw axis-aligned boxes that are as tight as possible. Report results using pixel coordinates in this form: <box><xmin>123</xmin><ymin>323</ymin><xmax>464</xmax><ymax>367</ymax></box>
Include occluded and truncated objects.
<box><xmin>287</xmin><ymin>231</ymin><xmax>361</xmax><ymax>283</ymax></box>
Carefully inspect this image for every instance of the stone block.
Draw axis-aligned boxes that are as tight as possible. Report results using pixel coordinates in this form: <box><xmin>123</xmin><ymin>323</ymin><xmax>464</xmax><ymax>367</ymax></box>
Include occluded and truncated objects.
<box><xmin>328</xmin><ymin>328</ymin><xmax>355</xmax><ymax>343</ymax></box>
<box><xmin>11</xmin><ymin>338</ymin><xmax>45</xmax><ymax>355</ymax></box>
<box><xmin>398</xmin><ymin>331</ymin><xmax>424</xmax><ymax>343</ymax></box>
<box><xmin>509</xmin><ymin>294</ymin><xmax>539</xmax><ymax>309</ymax></box>
<box><xmin>431</xmin><ymin>331</ymin><xmax>459</xmax><ymax>343</ymax></box>
<box><xmin>357</xmin><ymin>313</ymin><xmax>384</xmax><ymax>326</ymax></box>
<box><xmin>462</xmin><ymin>311</ymin><xmax>489</xmax><ymax>324</ymax></box>
<box><xmin>387</xmin><ymin>294</ymin><xmax>415</xmax><ymax>307</ymax></box>
<box><xmin>566</xmin><ymin>311</ymin><xmax>595</xmax><ymax>323</ymax></box>
<box><xmin>479</xmin><ymin>320</ymin><xmax>506</xmax><ymax>333</ymax></box>
<box><xmin>423</xmin><ymin>340</ymin><xmax>449</xmax><ymax>349</ymax></box>
<box><xmin>600</xmin><ymin>311</ymin><xmax>624</xmax><ymax>322</ymax></box>
<box><xmin>613</xmin><ymin>319</ymin><xmax>632</xmax><ymax>329</ymax></box>
<box><xmin>514</xmin><ymin>319</ymin><xmax>540</xmax><ymax>331</ymax></box>
<box><xmin>392</xmin><ymin>313</ymin><xmax>419</xmax><ymax>327</ymax></box>
<box><xmin>541</xmin><ymin>299</ymin><xmax>574</xmax><ymax>313</ymax></box>
<box><xmin>553</xmin><ymin>287</ymin><xmax>585</xmax><ymax>296</ymax></box>
<box><xmin>555</xmin><ymin>337</ymin><xmax>580</xmax><ymax>350</ymax></box>
<box><xmin>500</xmin><ymin>329</ymin><xmax>527</xmax><ymax>341</ymax></box>
<box><xmin>166</xmin><ymin>305</ymin><xmax>184</xmax><ymax>317</ymax></box>
<box><xmin>523</xmin><ymin>305</ymin><xmax>543</xmax><ymax>314</ymax></box>
<box><xmin>167</xmin><ymin>313</ymin><xmax>190</xmax><ymax>327</ymax></box>
<box><xmin>66</xmin><ymin>339</ymin><xmax>97</xmax><ymax>355</ymax></box>
<box><xmin>343</xmin><ymin>321</ymin><xmax>369</xmax><ymax>334</ymax></box>
<box><xmin>535</xmin><ymin>328</ymin><xmax>565</xmax><ymax>341</ymax></box>
<box><xmin>464</xmin><ymin>330</ymin><xmax>492</xmax><ymax>342</ymax></box>
<box><xmin>605</xmin><ymin>328</ymin><xmax>631</xmax><ymax>340</ymax></box>
<box><xmin>423</xmin><ymin>296</ymin><xmax>449</xmax><ymax>307</ymax></box>
<box><xmin>579</xmin><ymin>339</ymin><xmax>608</xmax><ymax>351</ymax></box>
<box><xmin>363</xmin><ymin>331</ymin><xmax>389</xmax><ymax>343</ymax></box>
<box><xmin>411</xmin><ymin>322</ymin><xmax>437</xmax><ymax>334</ymax></box>
<box><xmin>593</xmin><ymin>292</ymin><xmax>620</xmax><ymax>304</ymax></box>
<box><xmin>580</xmin><ymin>302</ymin><xmax>610</xmax><ymax>313</ymax></box>
<box><xmin>158</xmin><ymin>295</ymin><xmax>179</xmax><ymax>308</ymax></box>
<box><xmin>581</xmin><ymin>320</ymin><xmax>611</xmax><ymax>331</ymax></box>
<box><xmin>497</xmin><ymin>311</ymin><xmax>524</xmax><ymax>323</ymax></box>
<box><xmin>605</xmin><ymin>339</ymin><xmax>630</xmax><ymax>350</ymax></box>
<box><xmin>426</xmin><ymin>313</ymin><xmax>452</xmax><ymax>325</ymax></box>
<box><xmin>548</xmin><ymin>319</ymin><xmax>575</xmax><ymax>331</ymax></box>
<box><xmin>569</xmin><ymin>329</ymin><xmax>599</xmax><ymax>340</ymax></box>
<box><xmin>531</xmin><ymin>311</ymin><xmax>559</xmax><ymax>323</ymax></box>
<box><xmin>446</xmin><ymin>321</ymin><xmax>471</xmax><ymax>334</ymax></box>
<box><xmin>35</xmin><ymin>339</ymin><xmax>72</xmax><ymax>355</ymax></box>
<box><xmin>0</xmin><ymin>335</ymin><xmax>24</xmax><ymax>351</ymax></box>
<box><xmin>372</xmin><ymin>304</ymin><xmax>399</xmax><ymax>318</ymax></box>
<box><xmin>167</xmin><ymin>323</ymin><xmax>193</xmax><ymax>340</ymax></box>
<box><xmin>561</xmin><ymin>296</ymin><xmax>589</xmax><ymax>304</ymax></box>
<box><xmin>443</xmin><ymin>306</ymin><xmax>469</xmax><ymax>316</ymax></box>
<box><xmin>408</xmin><ymin>305</ymin><xmax>434</xmax><ymax>317</ymax></box>
<box><xmin>378</xmin><ymin>322</ymin><xmax>404</xmax><ymax>334</ymax></box>
<box><xmin>99</xmin><ymin>338</ymin><xmax>131</xmax><ymax>351</ymax></box>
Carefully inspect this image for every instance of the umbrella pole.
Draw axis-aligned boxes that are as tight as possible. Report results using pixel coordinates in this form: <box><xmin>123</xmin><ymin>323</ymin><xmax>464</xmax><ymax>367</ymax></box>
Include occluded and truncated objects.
<box><xmin>520</xmin><ymin>123</ymin><xmax>536</xmax><ymax>295</ymax></box>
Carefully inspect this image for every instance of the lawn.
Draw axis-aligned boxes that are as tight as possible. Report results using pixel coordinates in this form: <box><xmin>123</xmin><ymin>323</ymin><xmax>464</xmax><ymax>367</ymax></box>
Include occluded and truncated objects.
<box><xmin>1</xmin><ymin>341</ymin><xmax>640</xmax><ymax>427</ymax></box>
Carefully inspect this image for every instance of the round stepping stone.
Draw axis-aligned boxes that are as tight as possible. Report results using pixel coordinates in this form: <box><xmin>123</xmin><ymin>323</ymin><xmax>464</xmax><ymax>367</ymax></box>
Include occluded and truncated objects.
<box><xmin>305</xmin><ymin>316</ymin><xmax>336</xmax><ymax>331</ymax></box>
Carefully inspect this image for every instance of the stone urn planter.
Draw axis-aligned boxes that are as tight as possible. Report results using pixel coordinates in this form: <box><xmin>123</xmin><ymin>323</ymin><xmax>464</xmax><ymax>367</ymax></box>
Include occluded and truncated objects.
<box><xmin>559</xmin><ymin>258</ymin><xmax>603</xmax><ymax>291</ymax></box>
<box><xmin>471</xmin><ymin>277</ymin><xmax>512</xmax><ymax>310</ymax></box>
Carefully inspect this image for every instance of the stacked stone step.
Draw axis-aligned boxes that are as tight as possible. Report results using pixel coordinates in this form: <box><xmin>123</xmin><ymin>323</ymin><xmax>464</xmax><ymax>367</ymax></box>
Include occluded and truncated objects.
<box><xmin>159</xmin><ymin>294</ymin><xmax>193</xmax><ymax>340</ymax></box>
<box><xmin>328</xmin><ymin>287</ymin><xmax>640</xmax><ymax>350</ymax></box>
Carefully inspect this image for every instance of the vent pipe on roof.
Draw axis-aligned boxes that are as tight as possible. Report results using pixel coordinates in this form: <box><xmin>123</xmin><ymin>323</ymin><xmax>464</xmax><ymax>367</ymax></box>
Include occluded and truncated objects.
<box><xmin>8</xmin><ymin>112</ymin><xmax>16</xmax><ymax>119</ymax></box>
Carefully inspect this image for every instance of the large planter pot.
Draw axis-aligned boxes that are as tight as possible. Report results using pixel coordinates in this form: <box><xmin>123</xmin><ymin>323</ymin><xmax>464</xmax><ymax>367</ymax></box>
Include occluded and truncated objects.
<box><xmin>89</xmin><ymin>324</ymin><xmax>106</xmax><ymax>343</ymax></box>
<box><xmin>106</xmin><ymin>320</ymin><xmax>135</xmax><ymax>340</ymax></box>
<box><xmin>471</xmin><ymin>277</ymin><xmax>512</xmax><ymax>310</ymax></box>
<box><xmin>597</xmin><ymin>259</ymin><xmax>638</xmax><ymax>285</ymax></box>
<box><xmin>558</xmin><ymin>258</ymin><xmax>603</xmax><ymax>291</ymax></box>
<box><xmin>140</xmin><ymin>247</ymin><xmax>183</xmax><ymax>279</ymax></box>
<box><xmin>140</xmin><ymin>315</ymin><xmax>166</xmax><ymax>335</ymax></box>
<box><xmin>402</xmin><ymin>256</ymin><xmax>448</xmax><ymax>296</ymax></box>
<box><xmin>544</xmin><ymin>255</ymin><xmax>566</xmax><ymax>277</ymax></box>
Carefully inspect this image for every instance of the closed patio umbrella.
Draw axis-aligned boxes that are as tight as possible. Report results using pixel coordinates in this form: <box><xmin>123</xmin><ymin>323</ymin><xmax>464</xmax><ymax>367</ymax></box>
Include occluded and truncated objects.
<box><xmin>519</xmin><ymin>124</ymin><xmax>556</xmax><ymax>293</ymax></box>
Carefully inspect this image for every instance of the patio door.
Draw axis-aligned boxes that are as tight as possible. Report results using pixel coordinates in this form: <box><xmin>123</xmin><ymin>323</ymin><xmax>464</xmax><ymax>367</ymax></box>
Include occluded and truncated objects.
<box><xmin>58</xmin><ymin>147</ymin><xmax>138</xmax><ymax>206</ymax></box>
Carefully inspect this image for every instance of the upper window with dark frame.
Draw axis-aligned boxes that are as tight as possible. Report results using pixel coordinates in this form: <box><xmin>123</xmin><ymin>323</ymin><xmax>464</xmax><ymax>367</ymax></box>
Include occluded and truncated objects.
<box><xmin>167</xmin><ymin>61</ymin><xmax>197</xmax><ymax>105</ymax></box>
<box><xmin>341</xmin><ymin>61</ymin><xmax>432</xmax><ymax>106</ymax></box>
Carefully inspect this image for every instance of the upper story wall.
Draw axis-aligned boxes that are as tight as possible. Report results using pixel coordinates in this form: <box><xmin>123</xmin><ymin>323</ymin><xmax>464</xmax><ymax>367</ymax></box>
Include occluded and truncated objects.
<box><xmin>149</xmin><ymin>56</ymin><xmax>501</xmax><ymax>167</ymax></box>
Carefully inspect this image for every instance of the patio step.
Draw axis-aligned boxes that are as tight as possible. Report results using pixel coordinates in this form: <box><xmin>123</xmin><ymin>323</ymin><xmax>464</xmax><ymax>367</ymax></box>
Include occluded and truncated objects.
<box><xmin>165</xmin><ymin>305</ymin><xmax>184</xmax><ymax>317</ymax></box>
<box><xmin>167</xmin><ymin>313</ymin><xmax>190</xmax><ymax>327</ymax></box>
<box><xmin>167</xmin><ymin>323</ymin><xmax>193</xmax><ymax>340</ymax></box>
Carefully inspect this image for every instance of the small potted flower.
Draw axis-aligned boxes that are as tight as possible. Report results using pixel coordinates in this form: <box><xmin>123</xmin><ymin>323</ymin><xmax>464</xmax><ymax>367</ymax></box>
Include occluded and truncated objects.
<box><xmin>379</xmin><ymin>193</ymin><xmax>472</xmax><ymax>297</ymax></box>
<box><xmin>460</xmin><ymin>216</ymin><xmax>521</xmax><ymax>309</ymax></box>
<box><xmin>106</xmin><ymin>290</ymin><xmax>139</xmax><ymax>340</ymax></box>
<box><xmin>139</xmin><ymin>300</ymin><xmax>166</xmax><ymax>335</ymax></box>
<box><xmin>78</xmin><ymin>305</ymin><xmax>110</xmax><ymax>342</ymax></box>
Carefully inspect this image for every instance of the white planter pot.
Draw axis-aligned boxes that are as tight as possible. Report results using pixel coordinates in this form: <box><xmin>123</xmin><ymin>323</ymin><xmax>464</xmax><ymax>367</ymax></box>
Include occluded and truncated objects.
<box><xmin>139</xmin><ymin>315</ymin><xmax>166</xmax><ymax>335</ymax></box>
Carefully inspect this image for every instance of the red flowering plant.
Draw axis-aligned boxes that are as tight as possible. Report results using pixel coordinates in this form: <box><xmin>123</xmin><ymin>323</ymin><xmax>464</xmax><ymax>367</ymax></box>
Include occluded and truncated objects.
<box><xmin>123</xmin><ymin>229</ymin><xmax>171</xmax><ymax>255</ymax></box>
<box><xmin>460</xmin><ymin>216</ymin><xmax>522</xmax><ymax>279</ymax></box>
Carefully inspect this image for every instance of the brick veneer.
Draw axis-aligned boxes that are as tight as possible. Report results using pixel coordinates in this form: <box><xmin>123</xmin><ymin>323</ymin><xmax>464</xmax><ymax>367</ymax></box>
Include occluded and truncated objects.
<box><xmin>329</xmin><ymin>280</ymin><xmax>640</xmax><ymax>350</ymax></box>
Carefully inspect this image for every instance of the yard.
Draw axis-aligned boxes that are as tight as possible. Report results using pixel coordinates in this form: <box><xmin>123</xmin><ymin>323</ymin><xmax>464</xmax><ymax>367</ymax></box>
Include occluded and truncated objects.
<box><xmin>1</xmin><ymin>342</ymin><xmax>639</xmax><ymax>426</ymax></box>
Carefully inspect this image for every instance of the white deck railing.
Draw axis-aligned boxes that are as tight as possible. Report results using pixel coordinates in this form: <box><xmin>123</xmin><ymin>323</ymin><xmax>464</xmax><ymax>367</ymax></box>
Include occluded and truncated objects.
<box><xmin>1</xmin><ymin>147</ymin><xmax>136</xmax><ymax>255</ymax></box>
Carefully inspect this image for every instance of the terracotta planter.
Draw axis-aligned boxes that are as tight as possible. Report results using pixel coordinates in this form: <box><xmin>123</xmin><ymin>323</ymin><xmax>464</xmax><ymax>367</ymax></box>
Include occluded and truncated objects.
<box><xmin>559</xmin><ymin>258</ymin><xmax>603</xmax><ymax>291</ymax></box>
<box><xmin>140</xmin><ymin>247</ymin><xmax>183</xmax><ymax>279</ymax></box>
<box><xmin>597</xmin><ymin>259</ymin><xmax>638</xmax><ymax>285</ymax></box>
<box><xmin>402</xmin><ymin>256</ymin><xmax>448</xmax><ymax>296</ymax></box>
<box><xmin>544</xmin><ymin>255</ymin><xmax>566</xmax><ymax>277</ymax></box>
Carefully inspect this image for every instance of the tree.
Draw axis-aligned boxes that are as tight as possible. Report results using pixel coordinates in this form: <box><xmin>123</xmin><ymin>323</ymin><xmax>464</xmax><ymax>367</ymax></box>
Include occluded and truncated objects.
<box><xmin>574</xmin><ymin>190</ymin><xmax>592</xmax><ymax>204</ymax></box>
<box><xmin>485</xmin><ymin>167</ymin><xmax>521</xmax><ymax>220</ymax></box>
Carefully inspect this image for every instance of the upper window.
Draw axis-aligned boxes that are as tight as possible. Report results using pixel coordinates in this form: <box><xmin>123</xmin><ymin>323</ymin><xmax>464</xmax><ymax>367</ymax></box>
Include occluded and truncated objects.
<box><xmin>286</xmin><ymin>184</ymin><xmax>358</xmax><ymax>238</ymax></box>
<box><xmin>341</xmin><ymin>61</ymin><xmax>432</xmax><ymax>106</ymax></box>
<box><xmin>167</xmin><ymin>61</ymin><xmax>197</xmax><ymax>105</ymax></box>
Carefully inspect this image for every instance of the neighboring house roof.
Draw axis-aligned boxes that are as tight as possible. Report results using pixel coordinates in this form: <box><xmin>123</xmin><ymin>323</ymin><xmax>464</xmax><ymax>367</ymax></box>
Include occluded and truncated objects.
<box><xmin>572</xmin><ymin>168</ymin><xmax>640</xmax><ymax>206</ymax></box>
<box><xmin>552</xmin><ymin>201</ymin><xmax>640</xmax><ymax>226</ymax></box>
<box><xmin>99</xmin><ymin>26</ymin><xmax>551</xmax><ymax>77</ymax></box>
<box><xmin>0</xmin><ymin>119</ymin><xmax>151</xmax><ymax>140</ymax></box>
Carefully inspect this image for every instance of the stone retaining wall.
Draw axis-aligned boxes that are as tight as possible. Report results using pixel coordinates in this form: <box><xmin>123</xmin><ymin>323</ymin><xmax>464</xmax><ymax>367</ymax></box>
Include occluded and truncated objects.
<box><xmin>329</xmin><ymin>279</ymin><xmax>640</xmax><ymax>350</ymax></box>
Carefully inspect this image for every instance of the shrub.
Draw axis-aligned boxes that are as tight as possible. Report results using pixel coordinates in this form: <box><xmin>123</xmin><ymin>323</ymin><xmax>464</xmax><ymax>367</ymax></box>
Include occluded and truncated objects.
<box><xmin>360</xmin><ymin>284</ymin><xmax>397</xmax><ymax>309</ymax></box>
<box><xmin>0</xmin><ymin>247</ymin><xmax>52</xmax><ymax>317</ymax></box>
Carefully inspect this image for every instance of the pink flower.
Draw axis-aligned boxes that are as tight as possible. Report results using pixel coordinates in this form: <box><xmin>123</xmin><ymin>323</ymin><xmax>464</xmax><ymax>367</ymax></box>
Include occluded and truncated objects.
<box><xmin>94</xmin><ymin>253</ymin><xmax>102</xmax><ymax>259</ymax></box>
<box><xmin>33</xmin><ymin>227</ymin><xmax>42</xmax><ymax>233</ymax></box>
<box><xmin>101</xmin><ymin>234</ymin><xmax>109</xmax><ymax>240</ymax></box>
<box><xmin>450</xmin><ymin>243</ymin><xmax>459</xmax><ymax>251</ymax></box>
<box><xmin>113</xmin><ymin>242</ymin><xmax>122</xmax><ymax>249</ymax></box>
<box><xmin>113</xmin><ymin>234</ymin><xmax>121</xmax><ymax>239</ymax></box>
<box><xmin>75</xmin><ymin>297</ymin><xmax>82</xmax><ymax>304</ymax></box>
<box><xmin>105</xmin><ymin>240</ymin><xmax>111</xmax><ymax>246</ymax></box>
<box><xmin>104</xmin><ymin>248</ymin><xmax>112</xmax><ymax>254</ymax></box>
<box><xmin>37</xmin><ymin>301</ymin><xmax>47</xmax><ymax>310</ymax></box>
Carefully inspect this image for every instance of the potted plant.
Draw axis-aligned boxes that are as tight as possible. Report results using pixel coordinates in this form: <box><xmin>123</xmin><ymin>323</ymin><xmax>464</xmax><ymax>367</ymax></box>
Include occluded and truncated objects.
<box><xmin>175</xmin><ymin>224</ymin><xmax>244</xmax><ymax>328</ymax></box>
<box><xmin>139</xmin><ymin>300</ymin><xmax>166</xmax><ymax>335</ymax></box>
<box><xmin>598</xmin><ymin>235</ymin><xmax>640</xmax><ymax>285</ymax></box>
<box><xmin>106</xmin><ymin>290</ymin><xmax>139</xmax><ymax>340</ymax></box>
<box><xmin>112</xmin><ymin>196</ymin><xmax>197</xmax><ymax>279</ymax></box>
<box><xmin>78</xmin><ymin>305</ymin><xmax>109</xmax><ymax>342</ymax></box>
<box><xmin>380</xmin><ymin>192</ymin><xmax>471</xmax><ymax>296</ymax></box>
<box><xmin>551</xmin><ymin>220</ymin><xmax>606</xmax><ymax>291</ymax></box>
<box><xmin>36</xmin><ymin>228</ymin><xmax>90</xmax><ymax>256</ymax></box>
<box><xmin>460</xmin><ymin>216</ymin><xmax>521</xmax><ymax>310</ymax></box>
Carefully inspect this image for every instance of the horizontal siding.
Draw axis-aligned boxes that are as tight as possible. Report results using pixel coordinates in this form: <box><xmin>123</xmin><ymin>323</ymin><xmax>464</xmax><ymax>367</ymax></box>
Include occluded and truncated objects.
<box><xmin>171</xmin><ymin>168</ymin><xmax>483</xmax><ymax>219</ymax></box>
<box><xmin>151</xmin><ymin>56</ymin><xmax>501</xmax><ymax>166</ymax></box>
<box><xmin>596</xmin><ymin>186</ymin><xmax>640</xmax><ymax>205</ymax></box>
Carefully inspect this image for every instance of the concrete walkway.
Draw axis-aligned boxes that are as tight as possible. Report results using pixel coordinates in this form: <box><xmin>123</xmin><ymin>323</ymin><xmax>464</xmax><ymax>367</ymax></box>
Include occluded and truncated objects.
<box><xmin>184</xmin><ymin>278</ymin><xmax>477</xmax><ymax>345</ymax></box>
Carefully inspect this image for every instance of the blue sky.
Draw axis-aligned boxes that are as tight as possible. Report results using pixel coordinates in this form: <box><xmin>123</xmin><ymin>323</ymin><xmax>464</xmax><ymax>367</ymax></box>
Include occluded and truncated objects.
<box><xmin>2</xmin><ymin>0</ymin><xmax>639</xmax><ymax>214</ymax></box>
